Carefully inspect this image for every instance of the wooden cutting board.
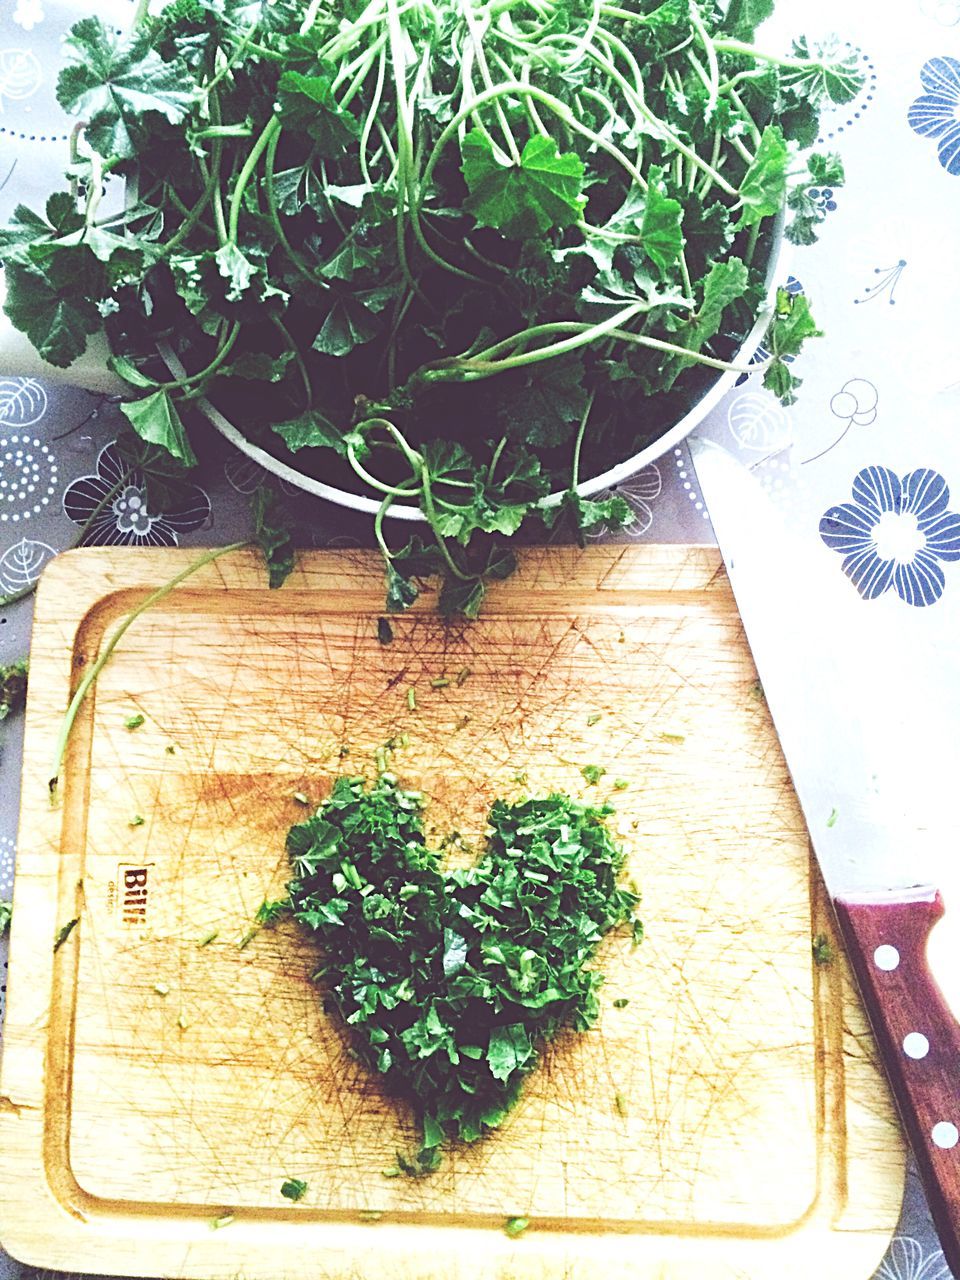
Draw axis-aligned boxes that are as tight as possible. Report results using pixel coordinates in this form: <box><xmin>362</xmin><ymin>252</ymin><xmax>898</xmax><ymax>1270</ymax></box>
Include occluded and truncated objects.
<box><xmin>0</xmin><ymin>545</ymin><xmax>905</xmax><ymax>1279</ymax></box>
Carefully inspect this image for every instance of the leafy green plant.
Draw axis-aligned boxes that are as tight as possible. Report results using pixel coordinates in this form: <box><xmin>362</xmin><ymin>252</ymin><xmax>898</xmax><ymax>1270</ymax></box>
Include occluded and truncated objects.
<box><xmin>0</xmin><ymin>0</ymin><xmax>860</xmax><ymax>612</ymax></box>
<box><xmin>282</xmin><ymin>775</ymin><xmax>641</xmax><ymax>1163</ymax></box>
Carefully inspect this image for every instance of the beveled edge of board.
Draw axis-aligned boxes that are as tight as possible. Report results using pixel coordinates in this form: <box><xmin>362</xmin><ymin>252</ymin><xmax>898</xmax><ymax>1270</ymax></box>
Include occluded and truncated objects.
<box><xmin>0</xmin><ymin>545</ymin><xmax>906</xmax><ymax>1279</ymax></box>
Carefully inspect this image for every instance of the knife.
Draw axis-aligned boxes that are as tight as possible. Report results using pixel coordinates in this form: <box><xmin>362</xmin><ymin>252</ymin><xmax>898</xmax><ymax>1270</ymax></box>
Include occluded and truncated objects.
<box><xmin>690</xmin><ymin>435</ymin><xmax>960</xmax><ymax>1273</ymax></box>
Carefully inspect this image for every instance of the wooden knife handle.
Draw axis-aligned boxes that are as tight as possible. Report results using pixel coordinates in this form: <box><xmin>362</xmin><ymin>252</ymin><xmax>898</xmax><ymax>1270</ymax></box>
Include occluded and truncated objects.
<box><xmin>834</xmin><ymin>887</ymin><xmax>960</xmax><ymax>1276</ymax></box>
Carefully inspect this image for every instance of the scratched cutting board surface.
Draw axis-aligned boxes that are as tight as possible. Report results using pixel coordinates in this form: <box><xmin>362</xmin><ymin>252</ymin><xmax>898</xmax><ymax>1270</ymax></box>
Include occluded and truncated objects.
<box><xmin>0</xmin><ymin>546</ymin><xmax>904</xmax><ymax>1279</ymax></box>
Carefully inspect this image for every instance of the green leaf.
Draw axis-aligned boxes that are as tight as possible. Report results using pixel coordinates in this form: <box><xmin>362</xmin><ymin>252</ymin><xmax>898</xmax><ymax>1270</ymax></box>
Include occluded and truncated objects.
<box><xmin>640</xmin><ymin>167</ymin><xmax>684</xmax><ymax>275</ymax></box>
<box><xmin>251</xmin><ymin>484</ymin><xmax>296</xmax><ymax>589</ymax></box>
<box><xmin>280</xmin><ymin>1178</ymin><xmax>308</xmax><ymax>1202</ymax></box>
<box><xmin>720</xmin><ymin>0</ymin><xmax>773</xmax><ymax>39</ymax></box>
<box><xmin>695</xmin><ymin>257</ymin><xmax>750</xmax><ymax>338</ymax></box>
<box><xmin>3</xmin><ymin>257</ymin><xmax>102</xmax><ymax>368</ymax></box>
<box><xmin>215</xmin><ymin>242</ymin><xmax>257</xmax><ymax>301</ymax></box>
<box><xmin>271</xmin><ymin>411</ymin><xmax>346</xmax><ymax>453</ymax></box>
<box><xmin>57</xmin><ymin>18</ymin><xmax>195</xmax><ymax>159</ymax></box>
<box><xmin>461</xmin><ymin>132</ymin><xmax>586</xmax><ymax>240</ymax></box>
<box><xmin>312</xmin><ymin>293</ymin><xmax>385</xmax><ymax>356</ymax></box>
<box><xmin>807</xmin><ymin>152</ymin><xmax>845</xmax><ymax>187</ymax></box>
<box><xmin>487</xmin><ymin>1024</ymin><xmax>533</xmax><ymax>1082</ymax></box>
<box><xmin>221</xmin><ymin>350</ymin><xmax>294</xmax><ymax>382</ymax></box>
<box><xmin>737</xmin><ymin>126</ymin><xmax>788</xmax><ymax>227</ymax></box>
<box><xmin>277</xmin><ymin>70</ymin><xmax>360</xmax><ymax>155</ymax></box>
<box><xmin>120</xmin><ymin>390</ymin><xmax>198</xmax><ymax>468</ymax></box>
<box><xmin>782</xmin><ymin>37</ymin><xmax>866</xmax><ymax>107</ymax></box>
<box><xmin>766</xmin><ymin>289</ymin><xmax>821</xmax><ymax>359</ymax></box>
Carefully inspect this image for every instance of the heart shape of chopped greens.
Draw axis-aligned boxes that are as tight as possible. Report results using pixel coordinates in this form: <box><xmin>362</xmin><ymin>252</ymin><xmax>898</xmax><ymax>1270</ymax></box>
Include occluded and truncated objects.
<box><xmin>285</xmin><ymin>776</ymin><xmax>641</xmax><ymax>1168</ymax></box>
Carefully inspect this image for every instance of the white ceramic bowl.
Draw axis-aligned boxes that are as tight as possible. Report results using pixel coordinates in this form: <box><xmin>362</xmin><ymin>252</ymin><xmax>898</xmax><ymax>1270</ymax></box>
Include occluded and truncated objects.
<box><xmin>171</xmin><ymin>213</ymin><xmax>787</xmax><ymax>522</ymax></box>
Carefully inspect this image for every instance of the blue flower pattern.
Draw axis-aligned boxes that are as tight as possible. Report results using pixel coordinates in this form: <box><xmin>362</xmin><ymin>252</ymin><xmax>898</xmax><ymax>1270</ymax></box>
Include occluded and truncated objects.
<box><xmin>907</xmin><ymin>56</ymin><xmax>960</xmax><ymax>174</ymax></box>
<box><xmin>820</xmin><ymin>466</ymin><xmax>960</xmax><ymax>606</ymax></box>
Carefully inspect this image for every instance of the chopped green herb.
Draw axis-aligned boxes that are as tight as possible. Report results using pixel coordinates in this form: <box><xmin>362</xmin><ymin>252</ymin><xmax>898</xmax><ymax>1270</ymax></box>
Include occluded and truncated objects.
<box><xmin>614</xmin><ymin>1092</ymin><xmax>629</xmax><ymax>1118</ymax></box>
<box><xmin>165</xmin><ymin>743</ymin><xmax>177</xmax><ymax>754</ymax></box>
<box><xmin>257</xmin><ymin>898</ymin><xmax>288</xmax><ymax>925</ymax></box>
<box><xmin>826</xmin><ymin>807</ymin><xmax>838</xmax><ymax>829</ymax></box>
<box><xmin>580</xmin><ymin>764</ymin><xmax>606</xmax><ymax>785</ymax></box>
<box><xmin>587</xmin><ymin>713</ymin><xmax>602</xmax><ymax>727</ymax></box>
<box><xmin>504</xmin><ymin>1217</ymin><xmax>530</xmax><ymax>1238</ymax></box>
<box><xmin>375</xmin><ymin>747</ymin><xmax>389</xmax><ymax>775</ymax></box>
<box><xmin>407</xmin><ymin>687</ymin><xmax>417</xmax><ymax>712</ymax></box>
<box><xmin>339</xmin><ymin>745</ymin><xmax>351</xmax><ymax>758</ymax></box>
<box><xmin>153</xmin><ymin>981</ymin><xmax>170</xmax><ymax>996</ymax></box>
<box><xmin>751</xmin><ymin>680</ymin><xmax>766</xmax><ymax>702</ymax></box>
<box><xmin>512</xmin><ymin>770</ymin><xmax>528</xmax><ymax>785</ymax></box>
<box><xmin>613</xmin><ymin>779</ymin><xmax>629</xmax><ymax>791</ymax></box>
<box><xmin>380</xmin><ymin>1166</ymin><xmax>402</xmax><ymax>1179</ymax></box>
<box><xmin>0</xmin><ymin>900</ymin><xmax>12</xmax><ymax>937</ymax></box>
<box><xmin>454</xmin><ymin>714</ymin><xmax>470</xmax><ymax>731</ymax></box>
<box><xmin>284</xmin><ymin>777</ymin><xmax>642</xmax><ymax>1161</ymax></box>
<box><xmin>293</xmin><ymin>791</ymin><xmax>310</xmax><ymax>806</ymax></box>
<box><xmin>377</xmin><ymin>618</ymin><xmax>394</xmax><ymax>645</ymax></box>
<box><xmin>659</xmin><ymin>732</ymin><xmax>685</xmax><ymax>744</ymax></box>
<box><xmin>429</xmin><ymin>677</ymin><xmax>450</xmax><ymax>689</ymax></box>
<box><xmin>280</xmin><ymin>1178</ymin><xmax>308</xmax><ymax>1202</ymax></box>
<box><xmin>197</xmin><ymin>930</ymin><xmax>219</xmax><ymax>947</ymax></box>
<box><xmin>124</xmin><ymin>713</ymin><xmax>145</xmax><ymax>731</ymax></box>
<box><xmin>210</xmin><ymin>1215</ymin><xmax>234</xmax><ymax>1230</ymax></box>
<box><xmin>358</xmin><ymin>1209</ymin><xmax>383</xmax><ymax>1221</ymax></box>
<box><xmin>0</xmin><ymin>659</ymin><xmax>27</xmax><ymax>721</ymax></box>
<box><xmin>812</xmin><ymin>933</ymin><xmax>835</xmax><ymax>966</ymax></box>
<box><xmin>238</xmin><ymin>928</ymin><xmax>259</xmax><ymax>950</ymax></box>
<box><xmin>129</xmin><ymin>814</ymin><xmax>145</xmax><ymax>828</ymax></box>
<box><xmin>177</xmin><ymin>1010</ymin><xmax>189</xmax><ymax>1030</ymax></box>
<box><xmin>612</xmin><ymin>997</ymin><xmax>630</xmax><ymax>1009</ymax></box>
<box><xmin>455</xmin><ymin>668</ymin><xmax>472</xmax><ymax>687</ymax></box>
<box><xmin>399</xmin><ymin>732</ymin><xmax>410</xmax><ymax>749</ymax></box>
<box><xmin>53</xmin><ymin>917</ymin><xmax>79</xmax><ymax>952</ymax></box>
<box><xmin>631</xmin><ymin>919</ymin><xmax>644</xmax><ymax>945</ymax></box>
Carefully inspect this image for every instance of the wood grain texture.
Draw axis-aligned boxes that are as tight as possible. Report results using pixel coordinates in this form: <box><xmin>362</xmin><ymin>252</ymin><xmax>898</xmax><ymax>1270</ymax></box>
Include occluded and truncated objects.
<box><xmin>0</xmin><ymin>545</ymin><xmax>905</xmax><ymax>1279</ymax></box>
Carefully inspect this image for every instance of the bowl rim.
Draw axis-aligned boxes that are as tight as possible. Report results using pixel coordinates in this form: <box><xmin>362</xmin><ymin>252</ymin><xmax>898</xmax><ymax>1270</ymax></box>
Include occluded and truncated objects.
<box><xmin>165</xmin><ymin>215</ymin><xmax>788</xmax><ymax>522</ymax></box>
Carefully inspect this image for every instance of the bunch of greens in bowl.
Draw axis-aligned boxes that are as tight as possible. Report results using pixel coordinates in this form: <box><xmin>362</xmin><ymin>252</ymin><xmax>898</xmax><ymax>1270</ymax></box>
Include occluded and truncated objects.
<box><xmin>0</xmin><ymin>0</ymin><xmax>861</xmax><ymax>613</ymax></box>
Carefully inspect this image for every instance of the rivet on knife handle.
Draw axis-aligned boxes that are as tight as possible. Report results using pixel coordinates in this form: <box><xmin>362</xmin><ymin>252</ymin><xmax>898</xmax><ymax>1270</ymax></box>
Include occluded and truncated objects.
<box><xmin>833</xmin><ymin>886</ymin><xmax>960</xmax><ymax>1277</ymax></box>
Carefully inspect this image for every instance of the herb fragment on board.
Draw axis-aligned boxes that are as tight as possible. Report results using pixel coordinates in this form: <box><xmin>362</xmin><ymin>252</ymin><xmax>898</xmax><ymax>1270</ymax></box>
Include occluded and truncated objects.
<box><xmin>826</xmin><ymin>807</ymin><xmax>838</xmax><ymax>828</ymax></box>
<box><xmin>613</xmin><ymin>779</ymin><xmax>629</xmax><ymax>791</ymax></box>
<box><xmin>504</xmin><ymin>1217</ymin><xmax>530</xmax><ymax>1238</ymax></box>
<box><xmin>0</xmin><ymin>901</ymin><xmax>11</xmax><ymax>937</ymax></box>
<box><xmin>293</xmin><ymin>791</ymin><xmax>310</xmax><ymax>806</ymax></box>
<box><xmin>210</xmin><ymin>1215</ymin><xmax>234</xmax><ymax>1230</ymax></box>
<box><xmin>177</xmin><ymin>1010</ymin><xmax>189</xmax><ymax>1029</ymax></box>
<box><xmin>812</xmin><ymin>933</ymin><xmax>835</xmax><ymax>966</ymax></box>
<box><xmin>53</xmin><ymin>917</ymin><xmax>79</xmax><ymax>952</ymax></box>
<box><xmin>377</xmin><ymin>617</ymin><xmax>394</xmax><ymax>645</ymax></box>
<box><xmin>153</xmin><ymin>981</ymin><xmax>170</xmax><ymax>997</ymax></box>
<box><xmin>197</xmin><ymin>930</ymin><xmax>218</xmax><ymax>947</ymax></box>
<box><xmin>257</xmin><ymin>898</ymin><xmax>288</xmax><ymax>925</ymax></box>
<box><xmin>659</xmin><ymin>732</ymin><xmax>685</xmax><ymax>744</ymax></box>
<box><xmin>165</xmin><ymin>744</ymin><xmax>177</xmax><ymax>754</ymax></box>
<box><xmin>380</xmin><ymin>1166</ymin><xmax>402</xmax><ymax>1179</ymax></box>
<box><xmin>129</xmin><ymin>814</ymin><xmax>145</xmax><ymax>828</ymax></box>
<box><xmin>407</xmin><ymin>687</ymin><xmax>417</xmax><ymax>712</ymax></box>
<box><xmin>614</xmin><ymin>1092</ymin><xmax>629</xmax><ymax>1118</ymax></box>
<box><xmin>124</xmin><ymin>713</ymin><xmax>145</xmax><ymax>731</ymax></box>
<box><xmin>0</xmin><ymin>659</ymin><xmax>27</xmax><ymax>721</ymax></box>
<box><xmin>581</xmin><ymin>764</ymin><xmax>606</xmax><ymax>785</ymax></box>
<box><xmin>586</xmin><ymin>713</ymin><xmax>602</xmax><ymax>727</ymax></box>
<box><xmin>455</xmin><ymin>668</ymin><xmax>471</xmax><ymax>687</ymax></box>
<box><xmin>280</xmin><ymin>1178</ymin><xmax>308</xmax><ymax>1202</ymax></box>
<box><xmin>283</xmin><ymin>776</ymin><xmax>642</xmax><ymax>1164</ymax></box>
<box><xmin>429</xmin><ymin>677</ymin><xmax>450</xmax><ymax>689</ymax></box>
<box><xmin>612</xmin><ymin>998</ymin><xmax>630</xmax><ymax>1009</ymax></box>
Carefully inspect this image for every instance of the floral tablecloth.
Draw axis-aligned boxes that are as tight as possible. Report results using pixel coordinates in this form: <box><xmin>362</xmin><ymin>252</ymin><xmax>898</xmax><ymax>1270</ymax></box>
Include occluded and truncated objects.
<box><xmin>0</xmin><ymin>0</ymin><xmax>957</xmax><ymax>1277</ymax></box>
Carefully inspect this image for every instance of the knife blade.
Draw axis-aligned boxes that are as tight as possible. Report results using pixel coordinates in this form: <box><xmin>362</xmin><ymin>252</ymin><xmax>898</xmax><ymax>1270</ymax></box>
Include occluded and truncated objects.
<box><xmin>690</xmin><ymin>435</ymin><xmax>960</xmax><ymax>1272</ymax></box>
